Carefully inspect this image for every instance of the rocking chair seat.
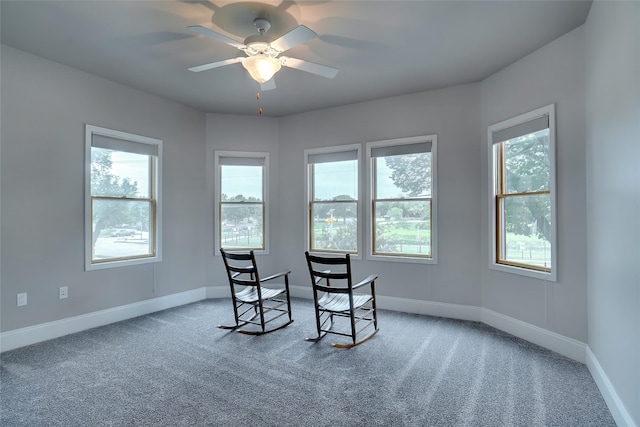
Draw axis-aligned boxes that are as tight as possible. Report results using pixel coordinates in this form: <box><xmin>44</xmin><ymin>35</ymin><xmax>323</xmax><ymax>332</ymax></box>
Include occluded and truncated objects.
<box><xmin>318</xmin><ymin>293</ymin><xmax>373</xmax><ymax>313</ymax></box>
<box><xmin>235</xmin><ymin>286</ymin><xmax>287</xmax><ymax>304</ymax></box>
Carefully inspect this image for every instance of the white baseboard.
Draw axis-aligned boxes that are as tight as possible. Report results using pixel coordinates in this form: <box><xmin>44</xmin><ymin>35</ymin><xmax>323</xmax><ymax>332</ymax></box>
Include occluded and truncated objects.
<box><xmin>207</xmin><ymin>287</ymin><xmax>585</xmax><ymax>363</ymax></box>
<box><xmin>481</xmin><ymin>308</ymin><xmax>586</xmax><ymax>363</ymax></box>
<box><xmin>586</xmin><ymin>346</ymin><xmax>637</xmax><ymax>427</ymax></box>
<box><xmin>376</xmin><ymin>294</ymin><xmax>482</xmax><ymax>322</ymax></box>
<box><xmin>206</xmin><ymin>286</ymin><xmax>229</xmax><ymax>299</ymax></box>
<box><xmin>0</xmin><ymin>288</ymin><xmax>206</xmax><ymax>353</ymax></box>
<box><xmin>289</xmin><ymin>284</ymin><xmax>313</xmax><ymax>300</ymax></box>
<box><xmin>0</xmin><ymin>288</ymin><xmax>586</xmax><ymax>365</ymax></box>
<box><xmin>372</xmin><ymin>296</ymin><xmax>586</xmax><ymax>363</ymax></box>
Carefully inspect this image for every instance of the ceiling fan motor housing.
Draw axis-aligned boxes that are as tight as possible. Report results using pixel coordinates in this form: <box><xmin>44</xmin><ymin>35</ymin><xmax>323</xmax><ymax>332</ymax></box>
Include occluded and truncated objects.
<box><xmin>243</xmin><ymin>36</ymin><xmax>277</xmax><ymax>55</ymax></box>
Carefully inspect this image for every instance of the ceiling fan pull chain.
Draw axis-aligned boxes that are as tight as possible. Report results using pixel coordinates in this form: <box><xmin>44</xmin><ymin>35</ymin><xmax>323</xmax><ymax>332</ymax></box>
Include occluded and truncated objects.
<box><xmin>256</xmin><ymin>91</ymin><xmax>263</xmax><ymax>116</ymax></box>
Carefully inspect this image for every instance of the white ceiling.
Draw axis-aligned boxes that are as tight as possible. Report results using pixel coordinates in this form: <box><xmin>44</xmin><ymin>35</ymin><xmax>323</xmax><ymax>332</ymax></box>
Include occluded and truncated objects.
<box><xmin>0</xmin><ymin>1</ymin><xmax>592</xmax><ymax>117</ymax></box>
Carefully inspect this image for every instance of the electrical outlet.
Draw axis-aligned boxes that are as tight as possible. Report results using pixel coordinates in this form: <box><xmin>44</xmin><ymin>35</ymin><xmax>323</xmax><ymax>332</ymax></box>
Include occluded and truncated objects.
<box><xmin>17</xmin><ymin>292</ymin><xmax>27</xmax><ymax>307</ymax></box>
<box><xmin>59</xmin><ymin>286</ymin><xmax>68</xmax><ymax>299</ymax></box>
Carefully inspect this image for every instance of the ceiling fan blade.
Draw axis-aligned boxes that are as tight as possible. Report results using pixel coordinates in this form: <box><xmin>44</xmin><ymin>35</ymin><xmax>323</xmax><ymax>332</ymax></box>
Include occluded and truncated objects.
<box><xmin>188</xmin><ymin>25</ymin><xmax>245</xmax><ymax>49</ymax></box>
<box><xmin>261</xmin><ymin>79</ymin><xmax>276</xmax><ymax>91</ymax></box>
<box><xmin>271</xmin><ymin>25</ymin><xmax>317</xmax><ymax>52</ymax></box>
<box><xmin>281</xmin><ymin>57</ymin><xmax>338</xmax><ymax>79</ymax></box>
<box><xmin>188</xmin><ymin>57</ymin><xmax>243</xmax><ymax>73</ymax></box>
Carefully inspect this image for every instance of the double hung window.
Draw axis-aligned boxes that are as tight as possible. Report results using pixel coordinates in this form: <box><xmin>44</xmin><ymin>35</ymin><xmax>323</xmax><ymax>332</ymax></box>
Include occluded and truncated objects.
<box><xmin>367</xmin><ymin>136</ymin><xmax>436</xmax><ymax>262</ymax></box>
<box><xmin>85</xmin><ymin>125</ymin><xmax>162</xmax><ymax>270</ymax></box>
<box><xmin>489</xmin><ymin>104</ymin><xmax>556</xmax><ymax>280</ymax></box>
<box><xmin>215</xmin><ymin>151</ymin><xmax>267</xmax><ymax>252</ymax></box>
<box><xmin>306</xmin><ymin>145</ymin><xmax>360</xmax><ymax>254</ymax></box>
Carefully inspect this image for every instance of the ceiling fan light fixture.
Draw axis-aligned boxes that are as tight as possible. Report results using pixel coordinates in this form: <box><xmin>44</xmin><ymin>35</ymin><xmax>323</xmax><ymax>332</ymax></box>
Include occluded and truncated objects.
<box><xmin>242</xmin><ymin>56</ymin><xmax>281</xmax><ymax>84</ymax></box>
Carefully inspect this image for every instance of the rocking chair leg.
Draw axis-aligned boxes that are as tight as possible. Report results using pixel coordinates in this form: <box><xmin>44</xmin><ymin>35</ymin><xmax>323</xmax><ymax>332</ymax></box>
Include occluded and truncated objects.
<box><xmin>305</xmin><ymin>331</ymin><xmax>328</xmax><ymax>342</ymax></box>
<box><xmin>306</xmin><ymin>311</ymin><xmax>335</xmax><ymax>342</ymax></box>
<box><xmin>218</xmin><ymin>305</ymin><xmax>260</xmax><ymax>330</ymax></box>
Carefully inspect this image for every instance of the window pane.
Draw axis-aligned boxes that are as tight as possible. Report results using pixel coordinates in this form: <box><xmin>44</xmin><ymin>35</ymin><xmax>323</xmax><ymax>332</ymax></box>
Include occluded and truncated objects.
<box><xmin>221</xmin><ymin>165</ymin><xmax>262</xmax><ymax>201</ymax></box>
<box><xmin>91</xmin><ymin>147</ymin><xmax>150</xmax><ymax>198</ymax></box>
<box><xmin>220</xmin><ymin>203</ymin><xmax>263</xmax><ymax>249</ymax></box>
<box><xmin>311</xmin><ymin>201</ymin><xmax>357</xmax><ymax>252</ymax></box>
<box><xmin>373</xmin><ymin>200</ymin><xmax>430</xmax><ymax>256</ymax></box>
<box><xmin>313</xmin><ymin>160</ymin><xmax>357</xmax><ymax>201</ymax></box>
<box><xmin>92</xmin><ymin>199</ymin><xmax>153</xmax><ymax>261</ymax></box>
<box><xmin>501</xmin><ymin>194</ymin><xmax>551</xmax><ymax>269</ymax></box>
<box><xmin>376</xmin><ymin>152</ymin><xmax>431</xmax><ymax>198</ymax></box>
<box><xmin>503</xmin><ymin>129</ymin><xmax>550</xmax><ymax>194</ymax></box>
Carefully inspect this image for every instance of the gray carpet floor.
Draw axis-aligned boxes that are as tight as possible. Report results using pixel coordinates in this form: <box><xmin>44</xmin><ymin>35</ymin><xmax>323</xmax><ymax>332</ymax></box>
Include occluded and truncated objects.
<box><xmin>1</xmin><ymin>298</ymin><xmax>615</xmax><ymax>426</ymax></box>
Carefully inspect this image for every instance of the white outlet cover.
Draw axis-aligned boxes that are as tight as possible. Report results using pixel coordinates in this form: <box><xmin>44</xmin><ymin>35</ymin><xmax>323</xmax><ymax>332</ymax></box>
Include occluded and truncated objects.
<box><xmin>17</xmin><ymin>293</ymin><xmax>27</xmax><ymax>306</ymax></box>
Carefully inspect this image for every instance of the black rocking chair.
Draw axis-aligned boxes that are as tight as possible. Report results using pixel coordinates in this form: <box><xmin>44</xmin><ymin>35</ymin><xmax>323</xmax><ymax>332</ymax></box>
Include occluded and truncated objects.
<box><xmin>305</xmin><ymin>251</ymin><xmax>379</xmax><ymax>348</ymax></box>
<box><xmin>219</xmin><ymin>249</ymin><xmax>293</xmax><ymax>335</ymax></box>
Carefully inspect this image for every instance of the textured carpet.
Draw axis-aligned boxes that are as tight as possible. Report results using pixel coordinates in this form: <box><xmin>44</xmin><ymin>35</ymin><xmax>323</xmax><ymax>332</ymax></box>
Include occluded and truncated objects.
<box><xmin>1</xmin><ymin>298</ymin><xmax>615</xmax><ymax>426</ymax></box>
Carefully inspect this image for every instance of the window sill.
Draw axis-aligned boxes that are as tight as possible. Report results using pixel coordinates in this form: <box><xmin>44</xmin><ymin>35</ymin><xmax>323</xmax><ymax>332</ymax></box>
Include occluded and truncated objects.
<box><xmin>367</xmin><ymin>253</ymin><xmax>436</xmax><ymax>264</ymax></box>
<box><xmin>489</xmin><ymin>262</ymin><xmax>556</xmax><ymax>282</ymax></box>
<box><xmin>85</xmin><ymin>255</ymin><xmax>161</xmax><ymax>271</ymax></box>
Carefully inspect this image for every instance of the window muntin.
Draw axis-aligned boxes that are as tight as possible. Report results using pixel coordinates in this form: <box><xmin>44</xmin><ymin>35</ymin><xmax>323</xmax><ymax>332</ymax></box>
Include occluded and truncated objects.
<box><xmin>306</xmin><ymin>146</ymin><xmax>359</xmax><ymax>254</ymax></box>
<box><xmin>216</xmin><ymin>152</ymin><xmax>267</xmax><ymax>252</ymax></box>
<box><xmin>490</xmin><ymin>104</ymin><xmax>556</xmax><ymax>280</ymax></box>
<box><xmin>368</xmin><ymin>138</ymin><xmax>435</xmax><ymax>261</ymax></box>
<box><xmin>85</xmin><ymin>125</ymin><xmax>162</xmax><ymax>270</ymax></box>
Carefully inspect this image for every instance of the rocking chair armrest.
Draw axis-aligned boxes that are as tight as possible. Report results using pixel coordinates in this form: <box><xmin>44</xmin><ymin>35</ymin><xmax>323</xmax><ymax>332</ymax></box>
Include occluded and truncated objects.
<box><xmin>260</xmin><ymin>271</ymin><xmax>291</xmax><ymax>282</ymax></box>
<box><xmin>353</xmin><ymin>274</ymin><xmax>378</xmax><ymax>290</ymax></box>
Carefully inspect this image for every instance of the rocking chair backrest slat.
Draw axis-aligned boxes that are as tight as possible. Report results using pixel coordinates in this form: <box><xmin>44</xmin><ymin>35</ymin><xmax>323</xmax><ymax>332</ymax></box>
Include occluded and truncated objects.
<box><xmin>305</xmin><ymin>252</ymin><xmax>353</xmax><ymax>290</ymax></box>
<box><xmin>220</xmin><ymin>249</ymin><xmax>261</xmax><ymax>288</ymax></box>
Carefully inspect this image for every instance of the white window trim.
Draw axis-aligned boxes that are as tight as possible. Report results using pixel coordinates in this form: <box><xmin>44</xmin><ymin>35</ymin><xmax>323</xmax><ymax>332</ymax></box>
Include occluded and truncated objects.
<box><xmin>85</xmin><ymin>125</ymin><xmax>163</xmax><ymax>271</ymax></box>
<box><xmin>304</xmin><ymin>144</ymin><xmax>362</xmax><ymax>259</ymax></box>
<box><xmin>488</xmin><ymin>104</ymin><xmax>557</xmax><ymax>281</ymax></box>
<box><xmin>365</xmin><ymin>135</ymin><xmax>438</xmax><ymax>264</ymax></box>
<box><xmin>214</xmin><ymin>150</ymin><xmax>269</xmax><ymax>255</ymax></box>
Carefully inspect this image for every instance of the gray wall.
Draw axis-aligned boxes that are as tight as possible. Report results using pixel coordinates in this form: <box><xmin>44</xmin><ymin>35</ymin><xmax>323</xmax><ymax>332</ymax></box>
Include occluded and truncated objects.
<box><xmin>585</xmin><ymin>2</ymin><xmax>640</xmax><ymax>424</ymax></box>
<box><xmin>479</xmin><ymin>26</ymin><xmax>588</xmax><ymax>342</ymax></box>
<box><xmin>276</xmin><ymin>84</ymin><xmax>482</xmax><ymax>304</ymax></box>
<box><xmin>1</xmin><ymin>46</ymin><xmax>207</xmax><ymax>332</ymax></box>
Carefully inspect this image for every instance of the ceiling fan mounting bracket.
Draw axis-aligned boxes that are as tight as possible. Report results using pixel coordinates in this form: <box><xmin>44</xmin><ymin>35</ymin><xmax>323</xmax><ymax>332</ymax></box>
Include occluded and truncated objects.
<box><xmin>242</xmin><ymin>18</ymin><xmax>277</xmax><ymax>56</ymax></box>
<box><xmin>253</xmin><ymin>18</ymin><xmax>271</xmax><ymax>34</ymax></box>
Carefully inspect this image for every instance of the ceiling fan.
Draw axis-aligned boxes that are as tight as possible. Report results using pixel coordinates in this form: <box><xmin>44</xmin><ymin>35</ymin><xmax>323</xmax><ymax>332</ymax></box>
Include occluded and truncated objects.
<box><xmin>187</xmin><ymin>18</ymin><xmax>338</xmax><ymax>90</ymax></box>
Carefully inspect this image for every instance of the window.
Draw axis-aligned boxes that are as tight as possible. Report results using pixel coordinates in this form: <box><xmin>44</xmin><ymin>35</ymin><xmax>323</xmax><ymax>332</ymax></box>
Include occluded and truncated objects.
<box><xmin>305</xmin><ymin>145</ymin><xmax>360</xmax><ymax>254</ymax></box>
<box><xmin>215</xmin><ymin>151</ymin><xmax>267</xmax><ymax>252</ymax></box>
<box><xmin>489</xmin><ymin>104</ymin><xmax>556</xmax><ymax>280</ymax></box>
<box><xmin>85</xmin><ymin>125</ymin><xmax>162</xmax><ymax>270</ymax></box>
<box><xmin>367</xmin><ymin>136</ymin><xmax>437</xmax><ymax>262</ymax></box>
